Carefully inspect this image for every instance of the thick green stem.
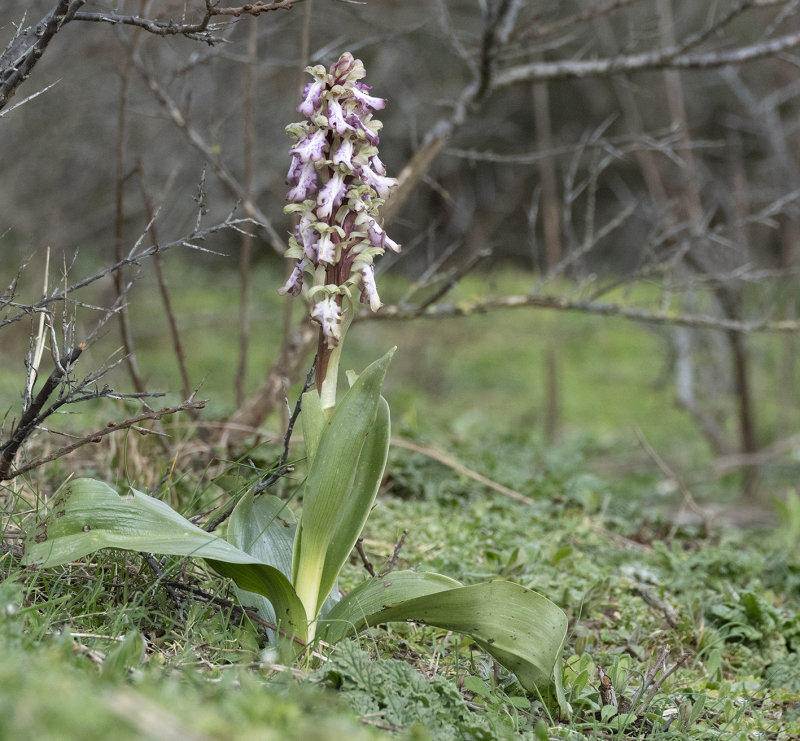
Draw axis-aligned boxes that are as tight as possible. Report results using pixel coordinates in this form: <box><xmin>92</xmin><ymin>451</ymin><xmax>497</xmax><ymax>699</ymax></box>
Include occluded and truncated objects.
<box><xmin>317</xmin><ymin>302</ymin><xmax>354</xmax><ymax>413</ymax></box>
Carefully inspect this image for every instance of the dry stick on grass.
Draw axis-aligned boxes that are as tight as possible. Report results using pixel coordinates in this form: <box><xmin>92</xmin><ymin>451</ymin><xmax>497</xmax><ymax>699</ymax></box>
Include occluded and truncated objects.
<box><xmin>355</xmin><ymin>538</ymin><xmax>376</xmax><ymax>577</ymax></box>
<box><xmin>635</xmin><ymin>583</ymin><xmax>680</xmax><ymax>630</ymax></box>
<box><xmin>390</xmin><ymin>437</ymin><xmax>533</xmax><ymax>505</ymax></box>
<box><xmin>629</xmin><ymin>646</ymin><xmax>685</xmax><ymax>718</ymax></box>
<box><xmin>379</xmin><ymin>529</ymin><xmax>409</xmax><ymax>577</ymax></box>
<box><xmin>634</xmin><ymin>426</ymin><xmax>711</xmax><ymax>539</ymax></box>
<box><xmin>357</xmin><ymin>528</ymin><xmax>409</xmax><ymax>578</ymax></box>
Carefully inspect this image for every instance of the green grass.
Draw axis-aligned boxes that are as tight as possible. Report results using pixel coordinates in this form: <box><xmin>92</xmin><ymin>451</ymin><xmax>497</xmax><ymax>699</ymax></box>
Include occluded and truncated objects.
<box><xmin>2</xmin><ymin>261</ymin><xmax>800</xmax><ymax>738</ymax></box>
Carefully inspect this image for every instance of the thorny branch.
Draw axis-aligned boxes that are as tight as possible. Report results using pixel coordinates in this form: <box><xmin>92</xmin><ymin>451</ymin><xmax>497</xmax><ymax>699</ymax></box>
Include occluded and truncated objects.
<box><xmin>4</xmin><ymin>399</ymin><xmax>206</xmax><ymax>481</ymax></box>
<box><xmin>132</xmin><ymin>58</ymin><xmax>285</xmax><ymax>255</ymax></box>
<box><xmin>493</xmin><ymin>28</ymin><xmax>800</xmax><ymax>88</ymax></box>
<box><xmin>0</xmin><ymin>343</ymin><xmax>85</xmax><ymax>480</ymax></box>
<box><xmin>72</xmin><ymin>1</ymin><xmax>307</xmax><ymax>43</ymax></box>
<box><xmin>0</xmin><ymin>1</ymin><xmax>309</xmax><ymax>113</ymax></box>
<box><xmin>0</xmin><ymin>213</ymin><xmax>250</xmax><ymax>330</ymax></box>
<box><xmin>0</xmin><ymin>0</ymin><xmax>85</xmax><ymax>110</ymax></box>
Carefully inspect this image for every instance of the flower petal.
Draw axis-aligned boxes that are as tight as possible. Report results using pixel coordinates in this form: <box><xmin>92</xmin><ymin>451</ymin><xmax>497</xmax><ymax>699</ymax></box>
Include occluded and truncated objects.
<box><xmin>278</xmin><ymin>260</ymin><xmax>306</xmax><ymax>296</ymax></box>
<box><xmin>327</xmin><ymin>98</ymin><xmax>354</xmax><ymax>136</ymax></box>
<box><xmin>290</xmin><ymin>129</ymin><xmax>328</xmax><ymax>163</ymax></box>
<box><xmin>317</xmin><ymin>231</ymin><xmax>335</xmax><ymax>264</ymax></box>
<box><xmin>359</xmin><ymin>163</ymin><xmax>397</xmax><ymax>198</ymax></box>
<box><xmin>353</xmin><ymin>82</ymin><xmax>386</xmax><ymax>111</ymax></box>
<box><xmin>286</xmin><ymin>161</ymin><xmax>318</xmax><ymax>202</ymax></box>
<box><xmin>297</xmin><ymin>80</ymin><xmax>324</xmax><ymax>117</ymax></box>
<box><xmin>360</xmin><ymin>264</ymin><xmax>382</xmax><ymax>311</ymax></box>
<box><xmin>332</xmin><ymin>137</ymin><xmax>355</xmax><ymax>169</ymax></box>
<box><xmin>316</xmin><ymin>172</ymin><xmax>347</xmax><ymax>221</ymax></box>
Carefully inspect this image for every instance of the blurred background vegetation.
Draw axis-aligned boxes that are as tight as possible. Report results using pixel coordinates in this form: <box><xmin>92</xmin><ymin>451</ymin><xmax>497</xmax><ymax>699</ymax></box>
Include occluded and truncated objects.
<box><xmin>2</xmin><ymin>0</ymin><xmax>800</xmax><ymax>503</ymax></box>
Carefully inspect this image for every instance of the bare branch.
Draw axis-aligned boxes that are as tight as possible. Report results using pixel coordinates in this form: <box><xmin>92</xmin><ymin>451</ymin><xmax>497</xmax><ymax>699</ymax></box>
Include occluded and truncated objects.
<box><xmin>134</xmin><ymin>57</ymin><xmax>285</xmax><ymax>255</ymax></box>
<box><xmin>494</xmin><ymin>29</ymin><xmax>800</xmax><ymax>88</ymax></box>
<box><xmin>70</xmin><ymin>2</ymin><xmax>307</xmax><ymax>43</ymax></box>
<box><xmin>366</xmin><ymin>293</ymin><xmax>800</xmax><ymax>335</ymax></box>
<box><xmin>0</xmin><ymin>215</ymin><xmax>248</xmax><ymax>330</ymax></box>
<box><xmin>0</xmin><ymin>1</ymin><xmax>85</xmax><ymax>110</ymax></box>
<box><xmin>5</xmin><ymin>399</ymin><xmax>206</xmax><ymax>481</ymax></box>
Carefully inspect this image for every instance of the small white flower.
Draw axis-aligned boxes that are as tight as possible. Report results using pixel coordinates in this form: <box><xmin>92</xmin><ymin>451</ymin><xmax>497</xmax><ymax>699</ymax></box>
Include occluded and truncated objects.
<box><xmin>311</xmin><ymin>296</ymin><xmax>342</xmax><ymax>347</ymax></box>
<box><xmin>360</xmin><ymin>264</ymin><xmax>382</xmax><ymax>311</ymax></box>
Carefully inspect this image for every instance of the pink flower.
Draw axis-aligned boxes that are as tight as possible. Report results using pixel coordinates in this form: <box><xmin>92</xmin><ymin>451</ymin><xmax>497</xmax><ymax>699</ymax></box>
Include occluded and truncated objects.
<box><xmin>367</xmin><ymin>219</ymin><xmax>400</xmax><ymax>252</ymax></box>
<box><xmin>297</xmin><ymin>80</ymin><xmax>324</xmax><ymax>117</ymax></box>
<box><xmin>359</xmin><ymin>163</ymin><xmax>397</xmax><ymax>198</ymax></box>
<box><xmin>291</xmin><ymin>128</ymin><xmax>328</xmax><ymax>163</ymax></box>
<box><xmin>317</xmin><ymin>231</ymin><xmax>335</xmax><ymax>264</ymax></box>
<box><xmin>296</xmin><ymin>215</ymin><xmax>319</xmax><ymax>261</ymax></box>
<box><xmin>332</xmin><ymin>137</ymin><xmax>354</xmax><ymax>169</ymax></box>
<box><xmin>330</xmin><ymin>52</ymin><xmax>359</xmax><ymax>82</ymax></box>
<box><xmin>369</xmin><ymin>154</ymin><xmax>387</xmax><ymax>175</ymax></box>
<box><xmin>278</xmin><ymin>260</ymin><xmax>307</xmax><ymax>296</ymax></box>
<box><xmin>327</xmin><ymin>98</ymin><xmax>354</xmax><ymax>136</ymax></box>
<box><xmin>316</xmin><ymin>172</ymin><xmax>347</xmax><ymax>221</ymax></box>
<box><xmin>286</xmin><ymin>160</ymin><xmax>318</xmax><ymax>202</ymax></box>
<box><xmin>352</xmin><ymin>82</ymin><xmax>386</xmax><ymax>111</ymax></box>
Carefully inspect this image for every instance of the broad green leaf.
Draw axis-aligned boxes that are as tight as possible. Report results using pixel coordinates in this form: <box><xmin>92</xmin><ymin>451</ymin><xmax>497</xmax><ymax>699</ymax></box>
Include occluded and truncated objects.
<box><xmin>320</xmin><ymin>572</ymin><xmax>568</xmax><ymax>713</ymax></box>
<box><xmin>23</xmin><ymin>478</ymin><xmax>308</xmax><ymax>642</ymax></box>
<box><xmin>228</xmin><ymin>493</ymin><xmax>296</xmax><ymax>631</ymax></box>
<box><xmin>315</xmin><ymin>396</ymin><xmax>390</xmax><ymax>617</ymax></box>
<box><xmin>293</xmin><ymin>349</ymin><xmax>394</xmax><ymax>621</ymax></box>
<box><xmin>227</xmin><ymin>493</ymin><xmax>338</xmax><ymax>640</ymax></box>
<box><xmin>319</xmin><ymin>570</ymin><xmax>461</xmax><ymax>643</ymax></box>
<box><xmin>229</xmin><ymin>493</ymin><xmax>296</xmax><ymax>578</ymax></box>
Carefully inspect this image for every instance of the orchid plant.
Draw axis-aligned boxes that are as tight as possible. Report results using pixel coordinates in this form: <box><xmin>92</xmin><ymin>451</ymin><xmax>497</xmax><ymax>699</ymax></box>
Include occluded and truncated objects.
<box><xmin>23</xmin><ymin>54</ymin><xmax>569</xmax><ymax>718</ymax></box>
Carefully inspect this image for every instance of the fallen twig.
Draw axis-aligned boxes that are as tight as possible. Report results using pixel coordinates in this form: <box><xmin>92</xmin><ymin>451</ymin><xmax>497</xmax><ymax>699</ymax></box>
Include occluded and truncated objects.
<box><xmin>391</xmin><ymin>437</ymin><xmax>533</xmax><ymax>505</ymax></box>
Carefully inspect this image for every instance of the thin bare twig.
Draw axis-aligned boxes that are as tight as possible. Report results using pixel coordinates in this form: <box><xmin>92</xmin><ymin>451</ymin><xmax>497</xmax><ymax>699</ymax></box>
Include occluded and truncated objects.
<box><xmin>3</xmin><ymin>399</ymin><xmax>206</xmax><ymax>481</ymax></box>
<box><xmin>635</xmin><ymin>426</ymin><xmax>711</xmax><ymax>539</ymax></box>
<box><xmin>355</xmin><ymin>538</ymin><xmax>376</xmax><ymax>577</ymax></box>
<box><xmin>135</xmin><ymin>163</ymin><xmax>193</xmax><ymax>402</ymax></box>
<box><xmin>205</xmin><ymin>359</ymin><xmax>315</xmax><ymax>533</ymax></box>
<box><xmin>0</xmin><ymin>0</ymin><xmax>86</xmax><ymax>111</ymax></box>
<box><xmin>132</xmin><ymin>57</ymin><xmax>285</xmax><ymax>255</ymax></box>
<box><xmin>379</xmin><ymin>529</ymin><xmax>408</xmax><ymax>577</ymax></box>
<box><xmin>0</xmin><ymin>343</ymin><xmax>85</xmax><ymax>480</ymax></box>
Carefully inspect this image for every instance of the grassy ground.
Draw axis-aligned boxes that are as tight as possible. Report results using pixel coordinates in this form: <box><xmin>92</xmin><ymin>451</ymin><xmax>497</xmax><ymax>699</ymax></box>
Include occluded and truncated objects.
<box><xmin>2</xmin><ymin>261</ymin><xmax>799</xmax><ymax>738</ymax></box>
